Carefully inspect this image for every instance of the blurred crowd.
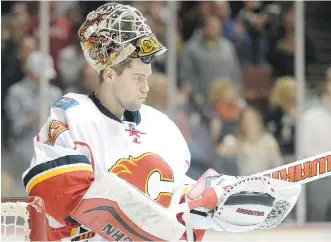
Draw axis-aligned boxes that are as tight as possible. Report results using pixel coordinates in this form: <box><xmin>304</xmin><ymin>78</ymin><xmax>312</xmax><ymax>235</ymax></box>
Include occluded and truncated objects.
<box><xmin>1</xmin><ymin>1</ymin><xmax>331</xmax><ymax>222</ymax></box>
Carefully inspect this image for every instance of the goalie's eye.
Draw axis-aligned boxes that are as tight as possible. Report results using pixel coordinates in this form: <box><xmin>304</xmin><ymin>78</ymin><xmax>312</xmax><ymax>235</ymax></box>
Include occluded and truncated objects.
<box><xmin>133</xmin><ymin>75</ymin><xmax>145</xmax><ymax>82</ymax></box>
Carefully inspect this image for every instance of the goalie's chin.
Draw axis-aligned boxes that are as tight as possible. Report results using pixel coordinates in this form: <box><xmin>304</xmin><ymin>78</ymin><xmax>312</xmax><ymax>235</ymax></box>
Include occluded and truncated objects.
<box><xmin>125</xmin><ymin>102</ymin><xmax>143</xmax><ymax>112</ymax></box>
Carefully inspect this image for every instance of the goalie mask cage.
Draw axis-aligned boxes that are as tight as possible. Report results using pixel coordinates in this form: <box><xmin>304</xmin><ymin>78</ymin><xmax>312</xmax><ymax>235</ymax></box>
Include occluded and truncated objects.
<box><xmin>1</xmin><ymin>197</ymin><xmax>47</xmax><ymax>241</ymax></box>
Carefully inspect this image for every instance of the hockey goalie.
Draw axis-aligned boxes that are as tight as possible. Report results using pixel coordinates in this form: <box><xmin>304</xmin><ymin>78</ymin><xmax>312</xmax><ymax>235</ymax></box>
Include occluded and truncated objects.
<box><xmin>22</xmin><ymin>3</ymin><xmax>302</xmax><ymax>241</ymax></box>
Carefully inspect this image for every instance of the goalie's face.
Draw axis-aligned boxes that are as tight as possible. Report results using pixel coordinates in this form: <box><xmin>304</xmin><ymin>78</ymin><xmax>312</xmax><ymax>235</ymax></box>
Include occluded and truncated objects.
<box><xmin>112</xmin><ymin>59</ymin><xmax>152</xmax><ymax>112</ymax></box>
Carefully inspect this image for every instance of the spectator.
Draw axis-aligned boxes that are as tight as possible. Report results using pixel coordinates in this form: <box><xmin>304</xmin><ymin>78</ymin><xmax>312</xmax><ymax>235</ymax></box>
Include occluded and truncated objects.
<box><xmin>5</xmin><ymin>35</ymin><xmax>38</xmax><ymax>92</ymax></box>
<box><xmin>212</xmin><ymin>1</ymin><xmax>251</xmax><ymax>67</ymax></box>
<box><xmin>266</xmin><ymin>76</ymin><xmax>296</xmax><ymax>159</ymax></box>
<box><xmin>180</xmin><ymin>15</ymin><xmax>241</xmax><ymax>126</ymax></box>
<box><xmin>58</xmin><ymin>23</ymin><xmax>87</xmax><ymax>92</ymax></box>
<box><xmin>267</xmin><ymin>7</ymin><xmax>316</xmax><ymax>78</ymax></box>
<box><xmin>17</xmin><ymin>36</ymin><xmax>38</xmax><ymax>64</ymax></box>
<box><xmin>237</xmin><ymin>1</ymin><xmax>268</xmax><ymax>65</ymax></box>
<box><xmin>65</xmin><ymin>64</ymin><xmax>99</xmax><ymax>94</ymax></box>
<box><xmin>4</xmin><ymin>51</ymin><xmax>62</xmax><ymax>196</ymax></box>
<box><xmin>145</xmin><ymin>73</ymin><xmax>169</xmax><ymax>112</ymax></box>
<box><xmin>301</xmin><ymin>67</ymin><xmax>331</xmax><ymax>222</ymax></box>
<box><xmin>1</xmin><ymin>22</ymin><xmax>34</xmax><ymax>148</ymax></box>
<box><xmin>28</xmin><ymin>1</ymin><xmax>72</xmax><ymax>86</ymax></box>
<box><xmin>81</xmin><ymin>65</ymin><xmax>100</xmax><ymax>94</ymax></box>
<box><xmin>179</xmin><ymin>2</ymin><xmax>209</xmax><ymax>42</ymax></box>
<box><xmin>2</xmin><ymin>16</ymin><xmax>28</xmax><ymax>89</ymax></box>
<box><xmin>66</xmin><ymin>7</ymin><xmax>84</xmax><ymax>26</ymax></box>
<box><xmin>10</xmin><ymin>2</ymin><xmax>30</xmax><ymax>24</ymax></box>
<box><xmin>215</xmin><ymin>107</ymin><xmax>283</xmax><ymax>176</ymax></box>
<box><xmin>209</xmin><ymin>79</ymin><xmax>246</xmax><ymax>144</ymax></box>
<box><xmin>56</xmin><ymin>1</ymin><xmax>79</xmax><ymax>19</ymax></box>
<box><xmin>1</xmin><ymin>2</ymin><xmax>30</xmax><ymax>42</ymax></box>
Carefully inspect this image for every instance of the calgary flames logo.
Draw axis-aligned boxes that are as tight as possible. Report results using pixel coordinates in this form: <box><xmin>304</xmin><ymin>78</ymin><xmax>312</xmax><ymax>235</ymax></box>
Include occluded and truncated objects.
<box><xmin>109</xmin><ymin>153</ymin><xmax>174</xmax><ymax>208</ymax></box>
<box><xmin>45</xmin><ymin>120</ymin><xmax>69</xmax><ymax>145</ymax></box>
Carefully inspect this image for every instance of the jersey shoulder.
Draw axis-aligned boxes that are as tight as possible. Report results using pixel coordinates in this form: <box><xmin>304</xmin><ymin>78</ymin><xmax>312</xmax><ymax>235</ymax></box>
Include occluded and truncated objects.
<box><xmin>139</xmin><ymin>104</ymin><xmax>176</xmax><ymax>128</ymax></box>
<box><xmin>50</xmin><ymin>93</ymin><xmax>102</xmax><ymax>123</ymax></box>
<box><xmin>51</xmin><ymin>93</ymin><xmax>89</xmax><ymax>111</ymax></box>
<box><xmin>140</xmin><ymin>105</ymin><xmax>188</xmax><ymax>145</ymax></box>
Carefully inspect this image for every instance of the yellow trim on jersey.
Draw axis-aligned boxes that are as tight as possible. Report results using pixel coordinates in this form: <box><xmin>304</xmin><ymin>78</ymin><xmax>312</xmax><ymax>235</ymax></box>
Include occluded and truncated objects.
<box><xmin>27</xmin><ymin>165</ymin><xmax>93</xmax><ymax>194</ymax></box>
<box><xmin>182</xmin><ymin>185</ymin><xmax>192</xmax><ymax>195</ymax></box>
<box><xmin>70</xmin><ymin>227</ymin><xmax>79</xmax><ymax>237</ymax></box>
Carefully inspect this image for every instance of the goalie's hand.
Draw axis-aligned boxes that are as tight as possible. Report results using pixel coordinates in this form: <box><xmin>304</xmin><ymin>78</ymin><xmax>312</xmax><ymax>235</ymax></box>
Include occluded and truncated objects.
<box><xmin>181</xmin><ymin>175</ymin><xmax>301</xmax><ymax>233</ymax></box>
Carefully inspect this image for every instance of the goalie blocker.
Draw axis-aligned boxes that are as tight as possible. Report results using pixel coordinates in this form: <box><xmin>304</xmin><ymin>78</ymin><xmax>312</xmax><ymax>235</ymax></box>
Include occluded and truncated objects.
<box><xmin>69</xmin><ymin>173</ymin><xmax>186</xmax><ymax>241</ymax></box>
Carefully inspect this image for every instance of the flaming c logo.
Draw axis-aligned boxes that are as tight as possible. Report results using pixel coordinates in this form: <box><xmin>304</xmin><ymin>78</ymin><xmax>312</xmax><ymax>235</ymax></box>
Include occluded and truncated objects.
<box><xmin>109</xmin><ymin>153</ymin><xmax>174</xmax><ymax>208</ymax></box>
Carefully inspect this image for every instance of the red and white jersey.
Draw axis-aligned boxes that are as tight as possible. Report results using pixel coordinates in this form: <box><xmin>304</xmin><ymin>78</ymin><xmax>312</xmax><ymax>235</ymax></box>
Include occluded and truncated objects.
<box><xmin>22</xmin><ymin>92</ymin><xmax>194</xmax><ymax>241</ymax></box>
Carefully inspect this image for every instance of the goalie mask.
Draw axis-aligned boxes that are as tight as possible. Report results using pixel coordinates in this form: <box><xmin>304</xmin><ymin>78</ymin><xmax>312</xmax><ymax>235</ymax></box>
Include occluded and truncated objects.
<box><xmin>78</xmin><ymin>3</ymin><xmax>166</xmax><ymax>73</ymax></box>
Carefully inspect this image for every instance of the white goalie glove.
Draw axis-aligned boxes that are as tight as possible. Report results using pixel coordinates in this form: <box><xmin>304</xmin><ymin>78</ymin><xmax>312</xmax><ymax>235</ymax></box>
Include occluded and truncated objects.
<box><xmin>182</xmin><ymin>171</ymin><xmax>302</xmax><ymax>233</ymax></box>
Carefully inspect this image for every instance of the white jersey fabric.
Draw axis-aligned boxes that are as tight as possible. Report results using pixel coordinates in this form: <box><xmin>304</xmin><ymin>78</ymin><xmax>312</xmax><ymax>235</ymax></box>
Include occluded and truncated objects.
<box><xmin>22</xmin><ymin>92</ymin><xmax>194</xmax><ymax>241</ymax></box>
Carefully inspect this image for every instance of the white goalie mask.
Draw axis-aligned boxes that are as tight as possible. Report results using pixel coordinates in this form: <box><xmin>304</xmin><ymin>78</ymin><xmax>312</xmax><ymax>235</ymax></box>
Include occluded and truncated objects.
<box><xmin>78</xmin><ymin>3</ymin><xmax>167</xmax><ymax>73</ymax></box>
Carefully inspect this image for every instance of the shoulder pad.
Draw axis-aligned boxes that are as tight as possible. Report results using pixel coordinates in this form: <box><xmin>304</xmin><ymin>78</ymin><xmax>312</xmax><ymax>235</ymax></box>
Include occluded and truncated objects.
<box><xmin>52</xmin><ymin>97</ymin><xmax>79</xmax><ymax>111</ymax></box>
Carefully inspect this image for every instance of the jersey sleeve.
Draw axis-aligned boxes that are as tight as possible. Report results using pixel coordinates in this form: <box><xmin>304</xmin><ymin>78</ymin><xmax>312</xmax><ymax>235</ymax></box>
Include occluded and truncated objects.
<box><xmin>22</xmin><ymin>104</ymin><xmax>94</xmax><ymax>226</ymax></box>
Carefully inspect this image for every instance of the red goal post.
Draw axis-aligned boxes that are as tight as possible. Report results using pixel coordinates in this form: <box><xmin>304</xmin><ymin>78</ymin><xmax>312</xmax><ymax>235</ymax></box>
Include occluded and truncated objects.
<box><xmin>1</xmin><ymin>196</ymin><xmax>47</xmax><ymax>241</ymax></box>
